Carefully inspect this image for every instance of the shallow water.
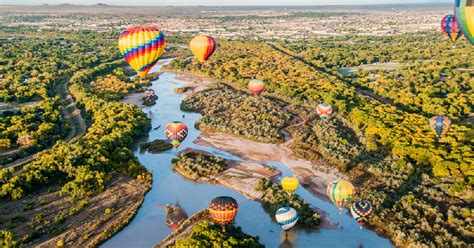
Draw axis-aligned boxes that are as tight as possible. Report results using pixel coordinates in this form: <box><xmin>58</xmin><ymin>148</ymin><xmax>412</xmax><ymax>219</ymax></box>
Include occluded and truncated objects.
<box><xmin>103</xmin><ymin>61</ymin><xmax>393</xmax><ymax>248</ymax></box>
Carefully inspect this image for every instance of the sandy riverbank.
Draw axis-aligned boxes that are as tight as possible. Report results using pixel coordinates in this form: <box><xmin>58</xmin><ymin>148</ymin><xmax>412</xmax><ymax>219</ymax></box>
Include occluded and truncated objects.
<box><xmin>120</xmin><ymin>92</ymin><xmax>145</xmax><ymax>108</ymax></box>
<box><xmin>194</xmin><ymin>131</ymin><xmax>345</xmax><ymax>201</ymax></box>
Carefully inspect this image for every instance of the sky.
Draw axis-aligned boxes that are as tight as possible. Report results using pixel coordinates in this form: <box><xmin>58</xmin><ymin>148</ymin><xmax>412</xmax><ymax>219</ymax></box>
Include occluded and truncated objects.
<box><xmin>1</xmin><ymin>0</ymin><xmax>451</xmax><ymax>6</ymax></box>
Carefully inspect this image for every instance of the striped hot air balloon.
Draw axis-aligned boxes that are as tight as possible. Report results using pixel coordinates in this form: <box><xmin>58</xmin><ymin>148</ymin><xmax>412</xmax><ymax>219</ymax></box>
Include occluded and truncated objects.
<box><xmin>118</xmin><ymin>27</ymin><xmax>166</xmax><ymax>78</ymax></box>
<box><xmin>351</xmin><ymin>200</ymin><xmax>373</xmax><ymax>229</ymax></box>
<box><xmin>164</xmin><ymin>121</ymin><xmax>188</xmax><ymax>148</ymax></box>
<box><xmin>327</xmin><ymin>179</ymin><xmax>355</xmax><ymax>214</ymax></box>
<box><xmin>189</xmin><ymin>35</ymin><xmax>216</xmax><ymax>62</ymax></box>
<box><xmin>209</xmin><ymin>196</ymin><xmax>238</xmax><ymax>231</ymax></box>
<box><xmin>428</xmin><ymin>115</ymin><xmax>451</xmax><ymax>141</ymax></box>
<box><xmin>456</xmin><ymin>0</ymin><xmax>474</xmax><ymax>45</ymax></box>
<box><xmin>275</xmin><ymin>207</ymin><xmax>298</xmax><ymax>231</ymax></box>
<box><xmin>316</xmin><ymin>103</ymin><xmax>333</xmax><ymax>120</ymax></box>
<box><xmin>441</xmin><ymin>14</ymin><xmax>463</xmax><ymax>44</ymax></box>
<box><xmin>248</xmin><ymin>79</ymin><xmax>265</xmax><ymax>96</ymax></box>
<box><xmin>281</xmin><ymin>177</ymin><xmax>299</xmax><ymax>195</ymax></box>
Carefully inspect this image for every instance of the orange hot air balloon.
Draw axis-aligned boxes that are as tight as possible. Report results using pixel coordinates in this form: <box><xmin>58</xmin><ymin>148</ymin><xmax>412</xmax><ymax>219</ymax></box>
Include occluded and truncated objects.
<box><xmin>189</xmin><ymin>35</ymin><xmax>216</xmax><ymax>62</ymax></box>
<box><xmin>248</xmin><ymin>79</ymin><xmax>265</xmax><ymax>96</ymax></box>
<box><xmin>118</xmin><ymin>27</ymin><xmax>166</xmax><ymax>79</ymax></box>
<box><xmin>316</xmin><ymin>103</ymin><xmax>332</xmax><ymax>120</ymax></box>
<box><xmin>209</xmin><ymin>196</ymin><xmax>238</xmax><ymax>231</ymax></box>
<box><xmin>164</xmin><ymin>121</ymin><xmax>188</xmax><ymax>148</ymax></box>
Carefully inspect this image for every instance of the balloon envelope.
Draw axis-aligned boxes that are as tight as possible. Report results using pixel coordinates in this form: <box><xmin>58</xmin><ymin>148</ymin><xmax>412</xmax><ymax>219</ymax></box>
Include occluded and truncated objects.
<box><xmin>164</xmin><ymin>121</ymin><xmax>188</xmax><ymax>147</ymax></box>
<box><xmin>281</xmin><ymin>177</ymin><xmax>299</xmax><ymax>194</ymax></box>
<box><xmin>316</xmin><ymin>103</ymin><xmax>332</xmax><ymax>119</ymax></box>
<box><xmin>189</xmin><ymin>35</ymin><xmax>216</xmax><ymax>62</ymax></box>
<box><xmin>441</xmin><ymin>14</ymin><xmax>463</xmax><ymax>43</ymax></box>
<box><xmin>428</xmin><ymin>115</ymin><xmax>451</xmax><ymax>140</ymax></box>
<box><xmin>351</xmin><ymin>200</ymin><xmax>373</xmax><ymax>227</ymax></box>
<box><xmin>118</xmin><ymin>27</ymin><xmax>165</xmax><ymax>78</ymax></box>
<box><xmin>327</xmin><ymin>179</ymin><xmax>355</xmax><ymax>212</ymax></box>
<box><xmin>248</xmin><ymin>79</ymin><xmax>265</xmax><ymax>96</ymax></box>
<box><xmin>275</xmin><ymin>207</ymin><xmax>298</xmax><ymax>231</ymax></box>
<box><xmin>456</xmin><ymin>0</ymin><xmax>474</xmax><ymax>45</ymax></box>
<box><xmin>209</xmin><ymin>196</ymin><xmax>238</xmax><ymax>225</ymax></box>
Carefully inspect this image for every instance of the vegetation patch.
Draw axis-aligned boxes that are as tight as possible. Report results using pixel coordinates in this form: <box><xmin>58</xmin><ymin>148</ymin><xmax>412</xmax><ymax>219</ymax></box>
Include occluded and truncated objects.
<box><xmin>173</xmin><ymin>221</ymin><xmax>263</xmax><ymax>248</ymax></box>
<box><xmin>139</xmin><ymin>139</ymin><xmax>173</xmax><ymax>153</ymax></box>
<box><xmin>171</xmin><ymin>152</ymin><xmax>227</xmax><ymax>180</ymax></box>
<box><xmin>181</xmin><ymin>84</ymin><xmax>291</xmax><ymax>143</ymax></box>
<box><xmin>256</xmin><ymin>178</ymin><xmax>320</xmax><ymax>227</ymax></box>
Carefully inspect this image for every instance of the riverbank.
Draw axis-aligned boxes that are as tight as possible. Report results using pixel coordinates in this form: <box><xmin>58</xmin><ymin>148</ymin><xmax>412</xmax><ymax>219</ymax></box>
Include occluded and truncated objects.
<box><xmin>0</xmin><ymin>175</ymin><xmax>151</xmax><ymax>247</ymax></box>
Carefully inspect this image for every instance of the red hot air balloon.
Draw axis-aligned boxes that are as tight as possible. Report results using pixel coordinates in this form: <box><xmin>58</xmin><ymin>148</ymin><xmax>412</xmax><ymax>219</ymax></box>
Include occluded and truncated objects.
<box><xmin>248</xmin><ymin>79</ymin><xmax>265</xmax><ymax>96</ymax></box>
<box><xmin>441</xmin><ymin>14</ymin><xmax>463</xmax><ymax>44</ymax></box>
<box><xmin>209</xmin><ymin>196</ymin><xmax>238</xmax><ymax>231</ymax></box>
<box><xmin>316</xmin><ymin>103</ymin><xmax>333</xmax><ymax>120</ymax></box>
<box><xmin>164</xmin><ymin>121</ymin><xmax>188</xmax><ymax>148</ymax></box>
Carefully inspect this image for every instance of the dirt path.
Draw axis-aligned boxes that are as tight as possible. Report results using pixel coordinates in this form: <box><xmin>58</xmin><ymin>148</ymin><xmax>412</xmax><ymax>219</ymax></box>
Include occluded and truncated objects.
<box><xmin>3</xmin><ymin>81</ymin><xmax>86</xmax><ymax>170</ymax></box>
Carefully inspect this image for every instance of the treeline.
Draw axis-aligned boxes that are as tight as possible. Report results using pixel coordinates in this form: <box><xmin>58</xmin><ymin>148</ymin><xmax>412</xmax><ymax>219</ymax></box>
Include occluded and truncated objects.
<box><xmin>0</xmin><ymin>99</ymin><xmax>66</xmax><ymax>155</ymax></box>
<box><xmin>167</xmin><ymin>36</ymin><xmax>472</xmax><ymax>246</ymax></box>
<box><xmin>181</xmin><ymin>83</ymin><xmax>291</xmax><ymax>143</ymax></box>
<box><xmin>172</xmin><ymin>152</ymin><xmax>227</xmax><ymax>180</ymax></box>
<box><xmin>282</xmin><ymin>32</ymin><xmax>474</xmax><ymax>121</ymax></box>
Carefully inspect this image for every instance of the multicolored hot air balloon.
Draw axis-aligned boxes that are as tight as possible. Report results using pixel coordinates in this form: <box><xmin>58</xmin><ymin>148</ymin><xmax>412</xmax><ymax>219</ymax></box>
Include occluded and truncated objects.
<box><xmin>275</xmin><ymin>207</ymin><xmax>298</xmax><ymax>232</ymax></box>
<box><xmin>351</xmin><ymin>200</ymin><xmax>373</xmax><ymax>229</ymax></box>
<box><xmin>118</xmin><ymin>27</ymin><xmax>166</xmax><ymax>78</ymax></box>
<box><xmin>281</xmin><ymin>177</ymin><xmax>299</xmax><ymax>195</ymax></box>
<box><xmin>327</xmin><ymin>179</ymin><xmax>355</xmax><ymax>214</ymax></box>
<box><xmin>316</xmin><ymin>103</ymin><xmax>333</xmax><ymax>120</ymax></box>
<box><xmin>164</xmin><ymin>121</ymin><xmax>188</xmax><ymax>148</ymax></box>
<box><xmin>209</xmin><ymin>196</ymin><xmax>238</xmax><ymax>231</ymax></box>
<box><xmin>441</xmin><ymin>14</ymin><xmax>463</xmax><ymax>44</ymax></box>
<box><xmin>248</xmin><ymin>79</ymin><xmax>265</xmax><ymax>96</ymax></box>
<box><xmin>456</xmin><ymin>0</ymin><xmax>474</xmax><ymax>45</ymax></box>
<box><xmin>189</xmin><ymin>35</ymin><xmax>216</xmax><ymax>63</ymax></box>
<box><xmin>429</xmin><ymin>115</ymin><xmax>451</xmax><ymax>141</ymax></box>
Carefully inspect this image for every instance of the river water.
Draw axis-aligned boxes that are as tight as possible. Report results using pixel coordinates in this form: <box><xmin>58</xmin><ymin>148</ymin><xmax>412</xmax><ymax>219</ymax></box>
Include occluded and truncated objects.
<box><xmin>103</xmin><ymin>61</ymin><xmax>393</xmax><ymax>248</ymax></box>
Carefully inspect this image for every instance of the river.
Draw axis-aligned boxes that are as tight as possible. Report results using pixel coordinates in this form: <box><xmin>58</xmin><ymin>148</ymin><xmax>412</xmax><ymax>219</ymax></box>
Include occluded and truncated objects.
<box><xmin>103</xmin><ymin>60</ymin><xmax>393</xmax><ymax>248</ymax></box>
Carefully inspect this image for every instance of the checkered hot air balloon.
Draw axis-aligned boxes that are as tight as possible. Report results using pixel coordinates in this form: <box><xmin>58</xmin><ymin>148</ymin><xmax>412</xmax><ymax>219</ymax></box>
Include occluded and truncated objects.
<box><xmin>248</xmin><ymin>79</ymin><xmax>265</xmax><ymax>96</ymax></box>
<box><xmin>275</xmin><ymin>207</ymin><xmax>299</xmax><ymax>231</ymax></box>
<box><xmin>164</xmin><ymin>121</ymin><xmax>188</xmax><ymax>148</ymax></box>
<box><xmin>118</xmin><ymin>27</ymin><xmax>166</xmax><ymax>78</ymax></box>
<box><xmin>441</xmin><ymin>14</ymin><xmax>463</xmax><ymax>44</ymax></box>
<box><xmin>428</xmin><ymin>115</ymin><xmax>451</xmax><ymax>141</ymax></box>
<box><xmin>456</xmin><ymin>0</ymin><xmax>474</xmax><ymax>45</ymax></box>
<box><xmin>351</xmin><ymin>200</ymin><xmax>373</xmax><ymax>229</ymax></box>
<box><xmin>327</xmin><ymin>179</ymin><xmax>355</xmax><ymax>214</ymax></box>
<box><xmin>209</xmin><ymin>196</ymin><xmax>238</xmax><ymax>231</ymax></box>
<box><xmin>316</xmin><ymin>103</ymin><xmax>333</xmax><ymax>120</ymax></box>
<box><xmin>281</xmin><ymin>177</ymin><xmax>299</xmax><ymax>195</ymax></box>
<box><xmin>189</xmin><ymin>35</ymin><xmax>216</xmax><ymax>63</ymax></box>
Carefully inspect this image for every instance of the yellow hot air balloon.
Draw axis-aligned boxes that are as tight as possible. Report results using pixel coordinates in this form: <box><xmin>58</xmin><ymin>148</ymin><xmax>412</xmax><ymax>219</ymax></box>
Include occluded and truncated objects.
<box><xmin>281</xmin><ymin>177</ymin><xmax>299</xmax><ymax>195</ymax></box>
<box><xmin>327</xmin><ymin>179</ymin><xmax>355</xmax><ymax>214</ymax></box>
<box><xmin>189</xmin><ymin>35</ymin><xmax>216</xmax><ymax>63</ymax></box>
<box><xmin>118</xmin><ymin>27</ymin><xmax>166</xmax><ymax>78</ymax></box>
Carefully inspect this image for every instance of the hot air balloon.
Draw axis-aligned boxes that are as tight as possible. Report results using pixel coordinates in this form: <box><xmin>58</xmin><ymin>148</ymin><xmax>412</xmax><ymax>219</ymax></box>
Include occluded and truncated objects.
<box><xmin>281</xmin><ymin>177</ymin><xmax>299</xmax><ymax>195</ymax></box>
<box><xmin>351</xmin><ymin>200</ymin><xmax>373</xmax><ymax>229</ymax></box>
<box><xmin>275</xmin><ymin>207</ymin><xmax>298</xmax><ymax>233</ymax></box>
<box><xmin>118</xmin><ymin>27</ymin><xmax>166</xmax><ymax>78</ymax></box>
<box><xmin>429</xmin><ymin>115</ymin><xmax>451</xmax><ymax>141</ymax></box>
<box><xmin>456</xmin><ymin>0</ymin><xmax>474</xmax><ymax>45</ymax></box>
<box><xmin>209</xmin><ymin>196</ymin><xmax>238</xmax><ymax>231</ymax></box>
<box><xmin>327</xmin><ymin>179</ymin><xmax>355</xmax><ymax>214</ymax></box>
<box><xmin>441</xmin><ymin>14</ymin><xmax>463</xmax><ymax>44</ymax></box>
<box><xmin>248</xmin><ymin>79</ymin><xmax>265</xmax><ymax>96</ymax></box>
<box><xmin>189</xmin><ymin>35</ymin><xmax>216</xmax><ymax>62</ymax></box>
<box><xmin>164</xmin><ymin>121</ymin><xmax>188</xmax><ymax>148</ymax></box>
<box><xmin>316</xmin><ymin>103</ymin><xmax>333</xmax><ymax>120</ymax></box>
